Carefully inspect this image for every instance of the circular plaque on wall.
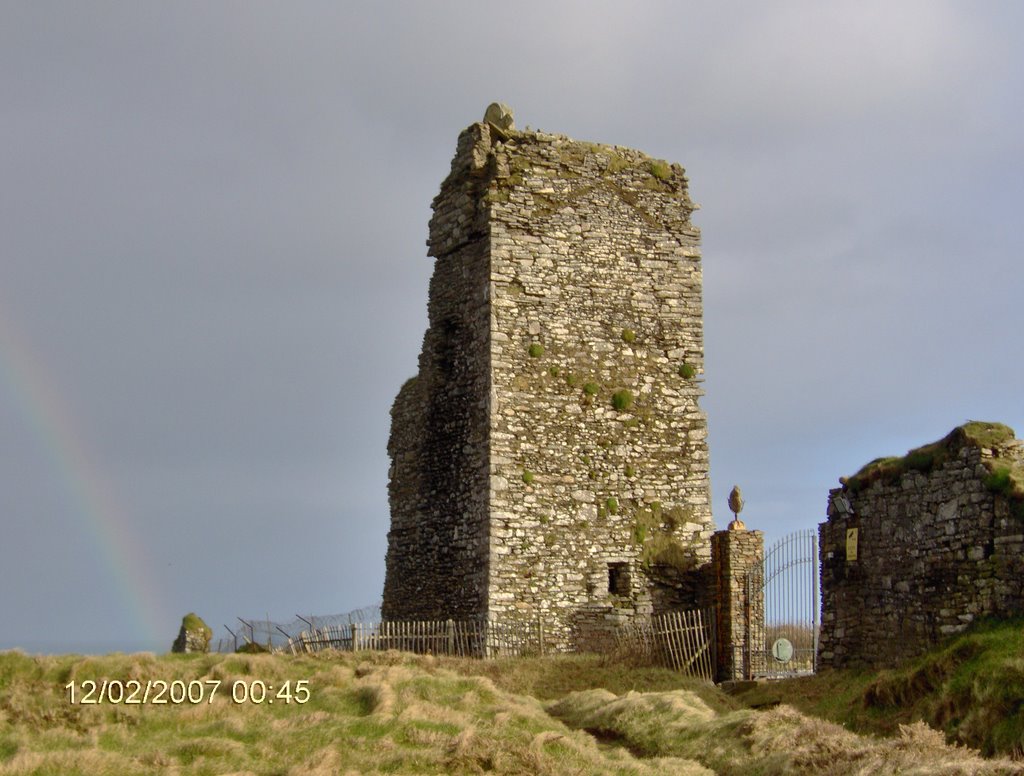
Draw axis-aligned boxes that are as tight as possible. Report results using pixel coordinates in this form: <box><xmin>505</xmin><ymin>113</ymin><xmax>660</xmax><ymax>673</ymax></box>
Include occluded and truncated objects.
<box><xmin>772</xmin><ymin>637</ymin><xmax>794</xmax><ymax>663</ymax></box>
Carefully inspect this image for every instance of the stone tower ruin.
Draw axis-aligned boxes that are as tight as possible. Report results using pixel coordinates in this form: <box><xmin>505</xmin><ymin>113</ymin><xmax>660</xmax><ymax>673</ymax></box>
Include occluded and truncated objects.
<box><xmin>384</xmin><ymin>106</ymin><xmax>714</xmax><ymax>649</ymax></box>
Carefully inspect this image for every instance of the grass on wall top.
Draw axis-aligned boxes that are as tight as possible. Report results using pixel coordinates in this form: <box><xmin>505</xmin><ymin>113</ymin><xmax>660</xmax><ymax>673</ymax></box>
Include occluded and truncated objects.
<box><xmin>843</xmin><ymin>421</ymin><xmax>1022</xmax><ymax>503</ymax></box>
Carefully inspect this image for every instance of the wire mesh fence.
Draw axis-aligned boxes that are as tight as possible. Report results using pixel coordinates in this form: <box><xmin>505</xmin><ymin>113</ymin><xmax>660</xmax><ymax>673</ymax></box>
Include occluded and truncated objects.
<box><xmin>212</xmin><ymin>604</ymin><xmax>381</xmax><ymax>653</ymax></box>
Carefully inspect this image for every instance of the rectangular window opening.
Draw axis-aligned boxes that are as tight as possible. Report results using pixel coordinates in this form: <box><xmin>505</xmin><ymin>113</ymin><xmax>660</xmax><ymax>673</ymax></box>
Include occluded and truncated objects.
<box><xmin>608</xmin><ymin>562</ymin><xmax>631</xmax><ymax>596</ymax></box>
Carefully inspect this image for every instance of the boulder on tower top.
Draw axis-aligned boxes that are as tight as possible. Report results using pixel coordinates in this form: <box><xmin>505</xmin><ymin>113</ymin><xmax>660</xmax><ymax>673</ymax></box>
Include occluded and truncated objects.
<box><xmin>483</xmin><ymin>102</ymin><xmax>514</xmax><ymax>131</ymax></box>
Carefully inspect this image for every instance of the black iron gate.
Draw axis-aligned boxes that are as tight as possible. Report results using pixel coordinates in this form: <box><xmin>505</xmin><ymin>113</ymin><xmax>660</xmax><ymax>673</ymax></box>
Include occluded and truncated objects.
<box><xmin>745</xmin><ymin>529</ymin><xmax>819</xmax><ymax>678</ymax></box>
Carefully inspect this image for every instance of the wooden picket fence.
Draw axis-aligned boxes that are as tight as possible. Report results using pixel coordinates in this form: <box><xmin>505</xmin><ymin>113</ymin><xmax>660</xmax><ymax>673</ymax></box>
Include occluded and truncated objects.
<box><xmin>616</xmin><ymin>607</ymin><xmax>716</xmax><ymax>682</ymax></box>
<box><xmin>285</xmin><ymin>610</ymin><xmax>715</xmax><ymax>681</ymax></box>
<box><xmin>654</xmin><ymin>608</ymin><xmax>716</xmax><ymax>681</ymax></box>
<box><xmin>287</xmin><ymin>618</ymin><xmax>545</xmax><ymax>658</ymax></box>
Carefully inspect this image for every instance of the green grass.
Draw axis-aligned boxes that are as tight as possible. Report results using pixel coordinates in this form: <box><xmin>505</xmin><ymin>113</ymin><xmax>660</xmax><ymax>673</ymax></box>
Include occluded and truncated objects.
<box><xmin>611</xmin><ymin>389</ymin><xmax>634</xmax><ymax>411</ymax></box>
<box><xmin>985</xmin><ymin>466</ymin><xmax>1013</xmax><ymax>493</ymax></box>
<box><xmin>632</xmin><ymin>522</ymin><xmax>647</xmax><ymax>544</ymax></box>
<box><xmin>647</xmin><ymin>160</ymin><xmax>672</xmax><ymax>180</ymax></box>
<box><xmin>1</xmin><ymin>651</ymin><xmax>695</xmax><ymax>775</ymax></box>
<box><xmin>5</xmin><ymin>638</ymin><xmax>1024</xmax><ymax>774</ymax></box>
<box><xmin>441</xmin><ymin>654</ymin><xmax>735</xmax><ymax>713</ymax></box>
<box><xmin>731</xmin><ymin>618</ymin><xmax>1024</xmax><ymax>758</ymax></box>
<box><xmin>180</xmin><ymin>613</ymin><xmax>210</xmax><ymax>635</ymax></box>
<box><xmin>866</xmin><ymin>619</ymin><xmax>1024</xmax><ymax>756</ymax></box>
<box><xmin>606</xmin><ymin>153</ymin><xmax>631</xmax><ymax>173</ymax></box>
<box><xmin>548</xmin><ymin>687</ymin><xmax>1021</xmax><ymax>775</ymax></box>
<box><xmin>844</xmin><ymin>421</ymin><xmax>1019</xmax><ymax>496</ymax></box>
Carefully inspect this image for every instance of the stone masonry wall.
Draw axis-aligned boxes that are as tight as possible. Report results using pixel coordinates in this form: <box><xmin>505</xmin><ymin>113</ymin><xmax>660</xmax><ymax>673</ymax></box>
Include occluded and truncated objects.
<box><xmin>819</xmin><ymin>423</ymin><xmax>1024</xmax><ymax>668</ymax></box>
<box><xmin>485</xmin><ymin>124</ymin><xmax>712</xmax><ymax>650</ymax></box>
<box><xmin>712</xmin><ymin>529</ymin><xmax>764</xmax><ymax>681</ymax></box>
<box><xmin>383</xmin><ymin>125</ymin><xmax>495</xmax><ymax>620</ymax></box>
<box><xmin>384</xmin><ymin>113</ymin><xmax>714</xmax><ymax>648</ymax></box>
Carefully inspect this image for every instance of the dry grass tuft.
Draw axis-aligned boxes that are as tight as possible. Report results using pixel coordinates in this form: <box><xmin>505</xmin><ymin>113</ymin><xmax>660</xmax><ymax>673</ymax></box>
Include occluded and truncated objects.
<box><xmin>549</xmin><ymin>689</ymin><xmax>1024</xmax><ymax>775</ymax></box>
<box><xmin>5</xmin><ymin>645</ymin><xmax>1024</xmax><ymax>774</ymax></box>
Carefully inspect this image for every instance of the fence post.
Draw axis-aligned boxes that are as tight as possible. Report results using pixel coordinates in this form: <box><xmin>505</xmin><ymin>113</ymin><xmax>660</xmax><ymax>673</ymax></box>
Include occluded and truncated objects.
<box><xmin>350</xmin><ymin>622</ymin><xmax>358</xmax><ymax>652</ymax></box>
<box><xmin>446</xmin><ymin>619</ymin><xmax>455</xmax><ymax>656</ymax></box>
<box><xmin>224</xmin><ymin>624</ymin><xmax>238</xmax><ymax>652</ymax></box>
<box><xmin>537</xmin><ymin>616</ymin><xmax>545</xmax><ymax>656</ymax></box>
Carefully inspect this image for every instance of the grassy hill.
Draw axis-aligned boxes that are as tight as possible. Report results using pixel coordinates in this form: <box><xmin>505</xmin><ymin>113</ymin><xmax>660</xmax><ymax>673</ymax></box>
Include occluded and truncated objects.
<box><xmin>731</xmin><ymin>618</ymin><xmax>1024</xmax><ymax>759</ymax></box>
<box><xmin>2</xmin><ymin>629</ymin><xmax>1024</xmax><ymax>775</ymax></box>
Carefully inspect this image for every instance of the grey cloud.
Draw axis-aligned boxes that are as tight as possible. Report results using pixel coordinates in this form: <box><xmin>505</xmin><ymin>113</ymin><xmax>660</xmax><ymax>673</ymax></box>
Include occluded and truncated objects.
<box><xmin>1</xmin><ymin>0</ymin><xmax>1021</xmax><ymax>652</ymax></box>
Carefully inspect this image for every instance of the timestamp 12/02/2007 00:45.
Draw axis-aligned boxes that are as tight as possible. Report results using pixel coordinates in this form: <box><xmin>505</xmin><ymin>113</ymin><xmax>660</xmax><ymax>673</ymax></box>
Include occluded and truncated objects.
<box><xmin>65</xmin><ymin>678</ymin><xmax>311</xmax><ymax>705</ymax></box>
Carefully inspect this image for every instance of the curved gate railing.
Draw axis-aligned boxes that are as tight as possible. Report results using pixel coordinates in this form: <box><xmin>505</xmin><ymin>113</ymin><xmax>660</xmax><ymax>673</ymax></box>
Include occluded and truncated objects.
<box><xmin>745</xmin><ymin>529</ymin><xmax>819</xmax><ymax>678</ymax></box>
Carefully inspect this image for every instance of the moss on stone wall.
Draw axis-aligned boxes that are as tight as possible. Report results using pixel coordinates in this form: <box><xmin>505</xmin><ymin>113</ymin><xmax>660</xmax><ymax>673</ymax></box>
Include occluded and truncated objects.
<box><xmin>386</xmin><ymin>116</ymin><xmax>712</xmax><ymax>646</ymax></box>
<box><xmin>844</xmin><ymin>422</ymin><xmax>1019</xmax><ymax>496</ymax></box>
<box><xmin>821</xmin><ymin>423</ymin><xmax>1024</xmax><ymax>669</ymax></box>
<box><xmin>182</xmin><ymin>613</ymin><xmax>211</xmax><ymax>636</ymax></box>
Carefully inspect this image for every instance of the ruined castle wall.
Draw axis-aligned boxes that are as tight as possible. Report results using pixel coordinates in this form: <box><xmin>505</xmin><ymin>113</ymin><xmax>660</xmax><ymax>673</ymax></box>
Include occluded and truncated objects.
<box><xmin>382</xmin><ymin>125</ymin><xmax>495</xmax><ymax>620</ymax></box>
<box><xmin>819</xmin><ymin>432</ymin><xmax>1024</xmax><ymax>668</ymax></box>
<box><xmin>384</xmin><ymin>119</ymin><xmax>715</xmax><ymax>646</ymax></box>
<box><xmin>484</xmin><ymin>129</ymin><xmax>713</xmax><ymax>648</ymax></box>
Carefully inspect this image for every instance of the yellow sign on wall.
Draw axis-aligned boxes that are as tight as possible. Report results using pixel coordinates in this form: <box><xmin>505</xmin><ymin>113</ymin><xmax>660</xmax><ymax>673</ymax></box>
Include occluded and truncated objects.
<box><xmin>846</xmin><ymin>527</ymin><xmax>859</xmax><ymax>561</ymax></box>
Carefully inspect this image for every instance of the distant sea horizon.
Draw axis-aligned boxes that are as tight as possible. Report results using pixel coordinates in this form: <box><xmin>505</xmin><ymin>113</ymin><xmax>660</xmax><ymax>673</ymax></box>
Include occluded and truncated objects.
<box><xmin>2</xmin><ymin>638</ymin><xmax>173</xmax><ymax>656</ymax></box>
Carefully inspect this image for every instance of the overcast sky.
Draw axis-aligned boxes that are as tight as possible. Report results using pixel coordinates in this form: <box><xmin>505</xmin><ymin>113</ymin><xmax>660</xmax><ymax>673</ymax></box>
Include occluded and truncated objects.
<box><xmin>2</xmin><ymin>1</ymin><xmax>1021</xmax><ymax>654</ymax></box>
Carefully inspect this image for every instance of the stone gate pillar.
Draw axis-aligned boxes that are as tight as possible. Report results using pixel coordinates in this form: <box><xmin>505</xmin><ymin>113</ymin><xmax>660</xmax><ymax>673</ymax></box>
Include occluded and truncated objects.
<box><xmin>712</xmin><ymin>527</ymin><xmax>764</xmax><ymax>682</ymax></box>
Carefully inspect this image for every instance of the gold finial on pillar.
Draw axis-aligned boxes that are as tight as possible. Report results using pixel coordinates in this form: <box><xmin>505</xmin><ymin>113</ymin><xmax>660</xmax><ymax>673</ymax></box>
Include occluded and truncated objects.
<box><xmin>728</xmin><ymin>485</ymin><xmax>746</xmax><ymax>531</ymax></box>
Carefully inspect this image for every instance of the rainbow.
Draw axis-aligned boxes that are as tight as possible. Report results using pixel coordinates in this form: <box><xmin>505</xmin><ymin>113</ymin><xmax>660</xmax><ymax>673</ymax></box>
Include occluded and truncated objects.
<box><xmin>0</xmin><ymin>304</ymin><xmax>168</xmax><ymax>647</ymax></box>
